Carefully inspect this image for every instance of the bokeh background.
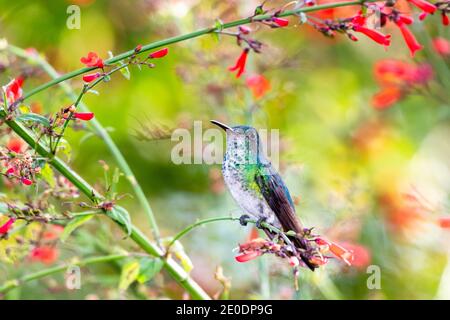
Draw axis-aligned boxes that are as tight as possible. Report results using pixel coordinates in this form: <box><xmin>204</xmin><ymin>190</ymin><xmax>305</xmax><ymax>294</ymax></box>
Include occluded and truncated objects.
<box><xmin>1</xmin><ymin>0</ymin><xmax>450</xmax><ymax>299</ymax></box>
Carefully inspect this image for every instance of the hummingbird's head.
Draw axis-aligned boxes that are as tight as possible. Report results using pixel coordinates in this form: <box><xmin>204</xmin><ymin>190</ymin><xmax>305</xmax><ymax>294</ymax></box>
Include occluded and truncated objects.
<box><xmin>210</xmin><ymin>120</ymin><xmax>261</xmax><ymax>164</ymax></box>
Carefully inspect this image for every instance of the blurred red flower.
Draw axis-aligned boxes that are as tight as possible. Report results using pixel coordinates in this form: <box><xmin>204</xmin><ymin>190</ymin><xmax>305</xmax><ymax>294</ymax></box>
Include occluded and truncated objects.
<box><xmin>2</xmin><ymin>77</ymin><xmax>24</xmax><ymax>104</ymax></box>
<box><xmin>30</xmin><ymin>246</ymin><xmax>59</xmax><ymax>265</ymax></box>
<box><xmin>432</xmin><ymin>37</ymin><xmax>450</xmax><ymax>56</ymax></box>
<box><xmin>438</xmin><ymin>217</ymin><xmax>450</xmax><ymax>229</ymax></box>
<box><xmin>246</xmin><ymin>74</ymin><xmax>271</xmax><ymax>99</ymax></box>
<box><xmin>80</xmin><ymin>52</ymin><xmax>104</xmax><ymax>68</ymax></box>
<box><xmin>0</xmin><ymin>217</ymin><xmax>16</xmax><ymax>235</ymax></box>
<box><xmin>7</xmin><ymin>138</ymin><xmax>25</xmax><ymax>153</ymax></box>
<box><xmin>371</xmin><ymin>59</ymin><xmax>433</xmax><ymax>109</ymax></box>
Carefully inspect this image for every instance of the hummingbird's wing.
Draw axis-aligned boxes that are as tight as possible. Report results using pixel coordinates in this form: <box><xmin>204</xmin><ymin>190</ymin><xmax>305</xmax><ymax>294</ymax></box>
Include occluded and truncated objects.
<box><xmin>255</xmin><ymin>166</ymin><xmax>317</xmax><ymax>271</ymax></box>
<box><xmin>254</xmin><ymin>166</ymin><xmax>302</xmax><ymax>235</ymax></box>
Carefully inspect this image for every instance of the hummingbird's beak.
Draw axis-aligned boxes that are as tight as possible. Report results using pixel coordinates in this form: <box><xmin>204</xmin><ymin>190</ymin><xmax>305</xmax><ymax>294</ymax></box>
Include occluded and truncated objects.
<box><xmin>210</xmin><ymin>120</ymin><xmax>234</xmax><ymax>132</ymax></box>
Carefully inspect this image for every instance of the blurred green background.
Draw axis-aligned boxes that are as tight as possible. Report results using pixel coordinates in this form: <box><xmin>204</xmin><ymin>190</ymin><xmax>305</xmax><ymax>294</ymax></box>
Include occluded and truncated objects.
<box><xmin>1</xmin><ymin>0</ymin><xmax>450</xmax><ymax>300</ymax></box>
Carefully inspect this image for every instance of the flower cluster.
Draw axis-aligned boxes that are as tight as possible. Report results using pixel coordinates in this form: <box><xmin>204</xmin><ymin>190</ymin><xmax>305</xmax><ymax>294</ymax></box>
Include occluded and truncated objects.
<box><xmin>234</xmin><ymin>228</ymin><xmax>355</xmax><ymax>271</ymax></box>
<box><xmin>371</xmin><ymin>59</ymin><xmax>433</xmax><ymax>109</ymax></box>
<box><xmin>2</xmin><ymin>76</ymin><xmax>24</xmax><ymax>106</ymax></box>
<box><xmin>1</xmin><ymin>138</ymin><xmax>37</xmax><ymax>186</ymax></box>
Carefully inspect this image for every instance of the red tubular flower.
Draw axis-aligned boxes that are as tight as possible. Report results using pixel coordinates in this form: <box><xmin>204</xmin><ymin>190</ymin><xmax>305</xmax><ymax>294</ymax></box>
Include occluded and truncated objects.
<box><xmin>3</xmin><ymin>77</ymin><xmax>24</xmax><ymax>103</ymax></box>
<box><xmin>29</xmin><ymin>246</ymin><xmax>59</xmax><ymax>265</ymax></box>
<box><xmin>442</xmin><ymin>12</ymin><xmax>449</xmax><ymax>26</ymax></box>
<box><xmin>398</xmin><ymin>14</ymin><xmax>414</xmax><ymax>25</ymax></box>
<box><xmin>82</xmin><ymin>72</ymin><xmax>101</xmax><ymax>83</ymax></box>
<box><xmin>432</xmin><ymin>37</ymin><xmax>450</xmax><ymax>56</ymax></box>
<box><xmin>73</xmin><ymin>112</ymin><xmax>94</xmax><ymax>121</ymax></box>
<box><xmin>149</xmin><ymin>48</ymin><xmax>169</xmax><ymax>59</ymax></box>
<box><xmin>396</xmin><ymin>21</ymin><xmax>423</xmax><ymax>57</ymax></box>
<box><xmin>80</xmin><ymin>52</ymin><xmax>104</xmax><ymax>68</ymax></box>
<box><xmin>407</xmin><ymin>0</ymin><xmax>437</xmax><ymax>14</ymax></box>
<box><xmin>339</xmin><ymin>242</ymin><xmax>371</xmax><ymax>270</ymax></box>
<box><xmin>246</xmin><ymin>74</ymin><xmax>271</xmax><ymax>98</ymax></box>
<box><xmin>371</xmin><ymin>87</ymin><xmax>403</xmax><ymax>110</ymax></box>
<box><xmin>228</xmin><ymin>48</ymin><xmax>249</xmax><ymax>78</ymax></box>
<box><xmin>353</xmin><ymin>25</ymin><xmax>391</xmax><ymax>46</ymax></box>
<box><xmin>21</xmin><ymin>177</ymin><xmax>33</xmax><ymax>186</ymax></box>
<box><xmin>6</xmin><ymin>167</ymin><xmax>15</xmax><ymax>175</ymax></box>
<box><xmin>0</xmin><ymin>217</ymin><xmax>16</xmax><ymax>235</ymax></box>
<box><xmin>272</xmin><ymin>17</ymin><xmax>289</xmax><ymax>27</ymax></box>
<box><xmin>235</xmin><ymin>251</ymin><xmax>262</xmax><ymax>262</ymax></box>
<box><xmin>315</xmin><ymin>238</ymin><xmax>354</xmax><ymax>266</ymax></box>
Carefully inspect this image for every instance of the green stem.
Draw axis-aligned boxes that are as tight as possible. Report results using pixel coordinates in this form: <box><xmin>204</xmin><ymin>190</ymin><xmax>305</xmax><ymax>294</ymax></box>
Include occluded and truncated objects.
<box><xmin>16</xmin><ymin>1</ymin><xmax>373</xmax><ymax>102</ymax></box>
<box><xmin>0</xmin><ymin>107</ymin><xmax>210</xmax><ymax>300</ymax></box>
<box><xmin>167</xmin><ymin>216</ymin><xmax>292</xmax><ymax>252</ymax></box>
<box><xmin>7</xmin><ymin>45</ymin><xmax>161</xmax><ymax>241</ymax></box>
<box><xmin>0</xmin><ymin>254</ymin><xmax>128</xmax><ymax>294</ymax></box>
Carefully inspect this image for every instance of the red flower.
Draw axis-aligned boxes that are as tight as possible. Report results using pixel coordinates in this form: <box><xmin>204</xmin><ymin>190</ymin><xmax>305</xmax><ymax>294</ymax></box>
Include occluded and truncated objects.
<box><xmin>235</xmin><ymin>251</ymin><xmax>262</xmax><ymax>262</ymax></box>
<box><xmin>432</xmin><ymin>37</ymin><xmax>450</xmax><ymax>56</ymax></box>
<box><xmin>73</xmin><ymin>112</ymin><xmax>94</xmax><ymax>121</ymax></box>
<box><xmin>82</xmin><ymin>72</ymin><xmax>101</xmax><ymax>83</ymax></box>
<box><xmin>397</xmin><ymin>14</ymin><xmax>414</xmax><ymax>25</ymax></box>
<box><xmin>43</xmin><ymin>225</ymin><xmax>64</xmax><ymax>241</ymax></box>
<box><xmin>371</xmin><ymin>86</ymin><xmax>403</xmax><ymax>109</ymax></box>
<box><xmin>149</xmin><ymin>48</ymin><xmax>169</xmax><ymax>59</ymax></box>
<box><xmin>353</xmin><ymin>25</ymin><xmax>391</xmax><ymax>46</ymax></box>
<box><xmin>21</xmin><ymin>177</ymin><xmax>33</xmax><ymax>186</ymax></box>
<box><xmin>315</xmin><ymin>238</ymin><xmax>354</xmax><ymax>266</ymax></box>
<box><xmin>6</xmin><ymin>167</ymin><xmax>15</xmax><ymax>175</ymax></box>
<box><xmin>0</xmin><ymin>217</ymin><xmax>16</xmax><ymax>235</ymax></box>
<box><xmin>439</xmin><ymin>217</ymin><xmax>450</xmax><ymax>229</ymax></box>
<box><xmin>229</xmin><ymin>48</ymin><xmax>249</xmax><ymax>78</ymax></box>
<box><xmin>396</xmin><ymin>21</ymin><xmax>423</xmax><ymax>57</ymax></box>
<box><xmin>443</xmin><ymin>12</ymin><xmax>449</xmax><ymax>26</ymax></box>
<box><xmin>7</xmin><ymin>138</ymin><xmax>25</xmax><ymax>153</ymax></box>
<box><xmin>2</xmin><ymin>77</ymin><xmax>24</xmax><ymax>104</ymax></box>
<box><xmin>29</xmin><ymin>246</ymin><xmax>59</xmax><ymax>265</ymax></box>
<box><xmin>246</xmin><ymin>74</ymin><xmax>271</xmax><ymax>98</ymax></box>
<box><xmin>272</xmin><ymin>17</ymin><xmax>289</xmax><ymax>27</ymax></box>
<box><xmin>407</xmin><ymin>0</ymin><xmax>437</xmax><ymax>14</ymax></box>
<box><xmin>80</xmin><ymin>52</ymin><xmax>104</xmax><ymax>68</ymax></box>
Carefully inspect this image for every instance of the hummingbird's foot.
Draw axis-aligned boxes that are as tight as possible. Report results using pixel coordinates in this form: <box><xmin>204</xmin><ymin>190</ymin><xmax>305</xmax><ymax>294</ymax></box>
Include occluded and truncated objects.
<box><xmin>255</xmin><ymin>217</ymin><xmax>268</xmax><ymax>230</ymax></box>
<box><xmin>239</xmin><ymin>214</ymin><xmax>251</xmax><ymax>226</ymax></box>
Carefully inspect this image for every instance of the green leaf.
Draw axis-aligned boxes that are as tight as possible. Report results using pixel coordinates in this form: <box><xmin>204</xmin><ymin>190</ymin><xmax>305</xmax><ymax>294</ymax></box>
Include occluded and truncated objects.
<box><xmin>16</xmin><ymin>113</ymin><xmax>50</xmax><ymax>127</ymax></box>
<box><xmin>120</xmin><ymin>66</ymin><xmax>131</xmax><ymax>80</ymax></box>
<box><xmin>119</xmin><ymin>260</ymin><xmax>140</xmax><ymax>291</ymax></box>
<box><xmin>137</xmin><ymin>258</ymin><xmax>164</xmax><ymax>284</ymax></box>
<box><xmin>39</xmin><ymin>163</ymin><xmax>55</xmax><ymax>188</ymax></box>
<box><xmin>285</xmin><ymin>230</ymin><xmax>297</xmax><ymax>236</ymax></box>
<box><xmin>106</xmin><ymin>206</ymin><xmax>132</xmax><ymax>237</ymax></box>
<box><xmin>61</xmin><ymin>214</ymin><xmax>94</xmax><ymax>242</ymax></box>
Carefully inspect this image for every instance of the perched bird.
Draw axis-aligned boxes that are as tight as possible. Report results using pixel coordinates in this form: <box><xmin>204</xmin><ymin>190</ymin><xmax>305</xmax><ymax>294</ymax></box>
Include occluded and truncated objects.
<box><xmin>211</xmin><ymin>120</ymin><xmax>317</xmax><ymax>270</ymax></box>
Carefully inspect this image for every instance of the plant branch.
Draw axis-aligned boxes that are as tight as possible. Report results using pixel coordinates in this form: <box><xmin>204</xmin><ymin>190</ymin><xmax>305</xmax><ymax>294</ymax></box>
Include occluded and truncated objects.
<box><xmin>0</xmin><ymin>254</ymin><xmax>128</xmax><ymax>294</ymax></box>
<box><xmin>0</xmin><ymin>107</ymin><xmax>210</xmax><ymax>300</ymax></box>
<box><xmin>167</xmin><ymin>216</ymin><xmax>296</xmax><ymax>253</ymax></box>
<box><xmin>16</xmin><ymin>0</ymin><xmax>374</xmax><ymax>102</ymax></box>
<box><xmin>7</xmin><ymin>45</ymin><xmax>161</xmax><ymax>241</ymax></box>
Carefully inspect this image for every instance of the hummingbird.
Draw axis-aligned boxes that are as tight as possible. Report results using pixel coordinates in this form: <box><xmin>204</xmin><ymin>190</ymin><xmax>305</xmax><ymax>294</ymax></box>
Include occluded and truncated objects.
<box><xmin>210</xmin><ymin>120</ymin><xmax>317</xmax><ymax>270</ymax></box>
